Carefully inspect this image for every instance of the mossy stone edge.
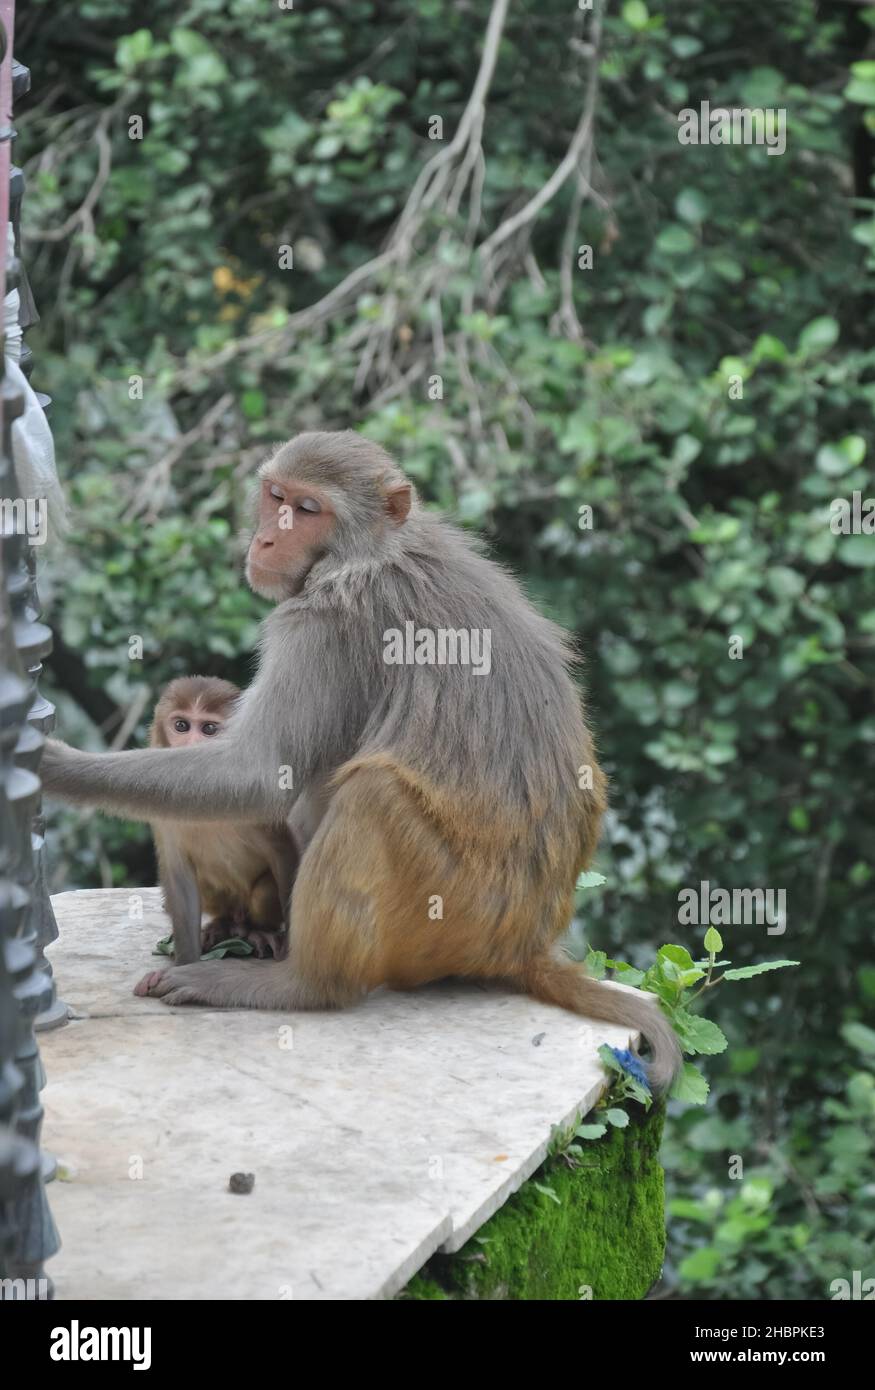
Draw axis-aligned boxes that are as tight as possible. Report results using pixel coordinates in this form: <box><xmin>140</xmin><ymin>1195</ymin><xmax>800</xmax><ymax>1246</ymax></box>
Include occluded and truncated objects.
<box><xmin>401</xmin><ymin>1104</ymin><xmax>665</xmax><ymax>1300</ymax></box>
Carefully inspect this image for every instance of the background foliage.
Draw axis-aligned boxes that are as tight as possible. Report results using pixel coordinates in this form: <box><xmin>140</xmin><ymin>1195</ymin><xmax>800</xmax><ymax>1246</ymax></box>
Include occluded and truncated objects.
<box><xmin>17</xmin><ymin>0</ymin><xmax>875</xmax><ymax>1299</ymax></box>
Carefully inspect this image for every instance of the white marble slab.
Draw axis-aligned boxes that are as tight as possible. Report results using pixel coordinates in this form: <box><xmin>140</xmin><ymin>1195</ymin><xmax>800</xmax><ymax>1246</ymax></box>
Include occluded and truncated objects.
<box><xmin>41</xmin><ymin>888</ymin><xmax>638</xmax><ymax>1300</ymax></box>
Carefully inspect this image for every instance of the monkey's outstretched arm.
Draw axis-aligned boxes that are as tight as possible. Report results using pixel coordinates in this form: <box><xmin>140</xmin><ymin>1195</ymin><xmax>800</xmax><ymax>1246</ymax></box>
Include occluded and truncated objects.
<box><xmin>40</xmin><ymin>738</ymin><xmax>295</xmax><ymax>822</ymax></box>
<box><xmin>41</xmin><ymin>614</ymin><xmax>357</xmax><ymax>823</ymax></box>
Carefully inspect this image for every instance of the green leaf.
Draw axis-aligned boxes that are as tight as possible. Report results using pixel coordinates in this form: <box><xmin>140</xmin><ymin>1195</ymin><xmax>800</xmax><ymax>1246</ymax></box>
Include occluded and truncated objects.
<box><xmin>816</xmin><ymin>436</ymin><xmax>866</xmax><ymax>476</ymax></box>
<box><xmin>241</xmin><ymin>389</ymin><xmax>266</xmax><ymax>420</ymax></box>
<box><xmin>622</xmin><ymin>0</ymin><xmax>650</xmax><ymax>30</ymax></box>
<box><xmin>841</xmin><ymin>1022</ymin><xmax>875</xmax><ymax>1055</ymax></box>
<box><xmin>657</xmin><ymin>957</ymin><xmax>683</xmax><ymax>984</ymax></box>
<box><xmin>559</xmin><ymin>415</ymin><xmax>599</xmax><ymax>460</ymax></box>
<box><xmin>656</xmin><ymin>224</ymin><xmax>697</xmax><ymax>255</ymax></box>
<box><xmin>671</xmin><ymin>434</ymin><xmax>702</xmax><ymax>469</ymax></box>
<box><xmin>575</xmin><ymin>1123</ymin><xmax>608</xmax><ymax>1141</ymax></box>
<box><xmin>679</xmin><ymin>968</ymin><xmax>706</xmax><ymax>987</ymax></box>
<box><xmin>643</xmin><ymin>301</ymin><xmax>671</xmax><ymax>335</ymax></box>
<box><xmin>751</xmin><ymin>333</ymin><xmax>788</xmax><ymax>362</ymax></box>
<box><xmin>171</xmin><ymin>27</ymin><xmax>211</xmax><ymax>58</ymax></box>
<box><xmin>679</xmin><ymin>1246</ymin><xmax>722</xmax><ymax>1281</ymax></box>
<box><xmin>658</xmin><ymin>943</ymin><xmax>696</xmax><ymax>969</ymax></box>
<box><xmin>669</xmin><ymin>1063</ymin><xmax>710</xmax><ymax>1105</ymax></box>
<box><xmin>837</xmin><ymin>536</ymin><xmax>875</xmax><ymax>568</ymax></box>
<box><xmin>703</xmin><ymin>926</ymin><xmax>723</xmax><ymax>954</ymax></box>
<box><xmin>712</xmin><ymin>257</ymin><xmax>744</xmax><ymax>284</ymax></box>
<box><xmin>670</xmin><ymin>1198</ymin><xmax>714</xmax><ymax>1223</ymax></box>
<box><xmin>598</xmin><ymin>1044</ymin><xmax>623</xmax><ymax>1072</ymax></box>
<box><xmin>608</xmin><ymin>963</ymin><xmax>645</xmax><ymax>986</ymax></box>
<box><xmin>670</xmin><ymin>36</ymin><xmax>703</xmax><ymax>58</ymax></box>
<box><xmin>533</xmin><ymin>1181</ymin><xmax>562</xmax><ymax>1204</ymax></box>
<box><xmin>576</xmin><ymin>871</ymin><xmax>607</xmax><ymax>890</ymax></box>
<box><xmin>845</xmin><ymin>77</ymin><xmax>875</xmax><ymax>105</ymax></box>
<box><xmin>171</xmin><ymin>28</ymin><xmax>229</xmax><ymax>85</ymax></box>
<box><xmin>798</xmin><ymin>316</ymin><xmax>839</xmax><ymax>355</ymax></box>
<box><xmin>722</xmin><ymin>960</ymin><xmax>799</xmax><ymax>980</ymax></box>
<box><xmin>117</xmin><ymin>28</ymin><xmax>154</xmax><ymax>70</ymax></box>
<box><xmin>605</xmin><ymin>1108</ymin><xmax>630</xmax><ymax>1128</ymax></box>
<box><xmin>675</xmin><ymin>1012</ymin><xmax>729</xmax><ymax>1056</ymax></box>
<box><xmin>584</xmin><ymin>949</ymin><xmax>607</xmax><ymax>980</ymax></box>
<box><xmin>767</xmin><ymin>566</ymin><xmax>805</xmax><ymax>599</ymax></box>
<box><xmin>187</xmin><ymin>53</ymin><xmax>230</xmax><ymax>86</ymax></box>
<box><xmin>675</xmin><ymin>188</ymin><xmax>709</xmax><ymax>224</ymax></box>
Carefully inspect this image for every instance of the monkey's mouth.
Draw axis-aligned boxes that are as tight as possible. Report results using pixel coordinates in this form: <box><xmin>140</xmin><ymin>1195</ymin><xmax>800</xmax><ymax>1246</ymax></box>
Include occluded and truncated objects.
<box><xmin>246</xmin><ymin>556</ymin><xmax>308</xmax><ymax>601</ymax></box>
<box><xmin>246</xmin><ymin>549</ymin><xmax>329</xmax><ymax>600</ymax></box>
<box><xmin>246</xmin><ymin>557</ymin><xmax>291</xmax><ymax>599</ymax></box>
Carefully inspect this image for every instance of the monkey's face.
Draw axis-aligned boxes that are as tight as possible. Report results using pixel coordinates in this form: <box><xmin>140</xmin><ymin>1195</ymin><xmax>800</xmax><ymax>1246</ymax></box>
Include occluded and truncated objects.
<box><xmin>246</xmin><ymin>477</ymin><xmax>335</xmax><ymax>600</ymax></box>
<box><xmin>163</xmin><ymin>710</ymin><xmax>226</xmax><ymax>748</ymax></box>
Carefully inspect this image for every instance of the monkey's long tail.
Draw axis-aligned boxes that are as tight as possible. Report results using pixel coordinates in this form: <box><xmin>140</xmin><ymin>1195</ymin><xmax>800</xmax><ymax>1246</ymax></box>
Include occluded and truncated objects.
<box><xmin>523</xmin><ymin>954</ymin><xmax>682</xmax><ymax>1093</ymax></box>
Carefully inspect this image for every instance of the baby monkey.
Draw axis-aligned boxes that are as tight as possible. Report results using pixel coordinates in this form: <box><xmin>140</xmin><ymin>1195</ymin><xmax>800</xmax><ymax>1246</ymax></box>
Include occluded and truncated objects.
<box><xmin>145</xmin><ymin>676</ymin><xmax>296</xmax><ymax>977</ymax></box>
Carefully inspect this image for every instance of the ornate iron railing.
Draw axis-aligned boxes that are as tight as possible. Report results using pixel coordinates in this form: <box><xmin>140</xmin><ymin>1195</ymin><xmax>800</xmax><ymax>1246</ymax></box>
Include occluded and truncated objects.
<box><xmin>0</xmin><ymin>7</ymin><xmax>61</xmax><ymax>1300</ymax></box>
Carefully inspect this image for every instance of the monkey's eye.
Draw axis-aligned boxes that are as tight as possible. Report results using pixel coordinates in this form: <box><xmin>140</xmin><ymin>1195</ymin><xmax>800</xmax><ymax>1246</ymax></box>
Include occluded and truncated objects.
<box><xmin>201</xmin><ymin>722</ymin><xmax>220</xmax><ymax>737</ymax></box>
<box><xmin>173</xmin><ymin>719</ymin><xmax>190</xmax><ymax>733</ymax></box>
<box><xmin>298</xmin><ymin>497</ymin><xmax>321</xmax><ymax>514</ymax></box>
<box><xmin>269</xmin><ymin>484</ymin><xmax>284</xmax><ymax>501</ymax></box>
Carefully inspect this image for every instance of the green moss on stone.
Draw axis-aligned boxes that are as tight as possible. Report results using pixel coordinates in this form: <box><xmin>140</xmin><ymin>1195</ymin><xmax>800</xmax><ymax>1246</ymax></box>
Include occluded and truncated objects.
<box><xmin>401</xmin><ymin>1273</ymin><xmax>451</xmax><ymax>1299</ymax></box>
<box><xmin>402</xmin><ymin>1104</ymin><xmax>664</xmax><ymax>1300</ymax></box>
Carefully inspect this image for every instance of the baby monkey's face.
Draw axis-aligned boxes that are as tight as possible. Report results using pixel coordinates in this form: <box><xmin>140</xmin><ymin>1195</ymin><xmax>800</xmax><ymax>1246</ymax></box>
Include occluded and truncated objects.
<box><xmin>163</xmin><ymin>709</ymin><xmax>226</xmax><ymax>748</ymax></box>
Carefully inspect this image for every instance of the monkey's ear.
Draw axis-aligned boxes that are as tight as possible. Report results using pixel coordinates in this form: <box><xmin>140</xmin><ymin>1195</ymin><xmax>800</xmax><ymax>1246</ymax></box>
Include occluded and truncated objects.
<box><xmin>385</xmin><ymin>483</ymin><xmax>412</xmax><ymax>526</ymax></box>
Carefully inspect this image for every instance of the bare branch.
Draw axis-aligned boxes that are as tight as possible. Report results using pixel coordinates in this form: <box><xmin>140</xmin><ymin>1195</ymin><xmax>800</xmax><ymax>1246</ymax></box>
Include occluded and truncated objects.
<box><xmin>126</xmin><ymin>392</ymin><xmax>235</xmax><ymax>522</ymax></box>
<box><xmin>389</xmin><ymin>0</ymin><xmax>510</xmax><ymax>253</ymax></box>
<box><xmin>27</xmin><ymin>106</ymin><xmax>116</xmax><ymax>260</ymax></box>
<box><xmin>477</xmin><ymin>3</ymin><xmax>606</xmax><ymax>268</ymax></box>
<box><xmin>176</xmin><ymin>0</ymin><xmax>511</xmax><ymax>400</ymax></box>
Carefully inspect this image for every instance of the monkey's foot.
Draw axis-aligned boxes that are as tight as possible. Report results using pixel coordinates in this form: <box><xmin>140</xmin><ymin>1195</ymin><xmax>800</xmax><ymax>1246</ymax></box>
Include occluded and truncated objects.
<box><xmin>133</xmin><ymin>959</ymin><xmax>296</xmax><ymax>1009</ymax></box>
<box><xmin>134</xmin><ymin>968</ymin><xmax>172</xmax><ymax>998</ymax></box>
<box><xmin>134</xmin><ymin>963</ymin><xmax>216</xmax><ymax>1006</ymax></box>
<box><xmin>201</xmin><ymin>915</ymin><xmax>288</xmax><ymax>960</ymax></box>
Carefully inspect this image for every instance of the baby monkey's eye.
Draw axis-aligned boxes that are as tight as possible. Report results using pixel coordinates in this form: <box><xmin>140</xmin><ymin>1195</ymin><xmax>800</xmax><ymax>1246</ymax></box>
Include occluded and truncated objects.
<box><xmin>269</xmin><ymin>484</ymin><xmax>284</xmax><ymax>501</ymax></box>
<box><xmin>173</xmin><ymin>719</ymin><xmax>190</xmax><ymax>733</ymax></box>
<box><xmin>298</xmin><ymin>498</ymin><xmax>321</xmax><ymax>514</ymax></box>
<box><xmin>201</xmin><ymin>722</ymin><xmax>220</xmax><ymax>736</ymax></box>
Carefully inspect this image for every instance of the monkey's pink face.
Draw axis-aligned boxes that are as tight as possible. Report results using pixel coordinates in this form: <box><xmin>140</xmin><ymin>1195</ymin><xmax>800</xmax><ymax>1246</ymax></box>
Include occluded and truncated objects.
<box><xmin>246</xmin><ymin>478</ymin><xmax>336</xmax><ymax>600</ymax></box>
<box><xmin>164</xmin><ymin>712</ymin><xmax>225</xmax><ymax>747</ymax></box>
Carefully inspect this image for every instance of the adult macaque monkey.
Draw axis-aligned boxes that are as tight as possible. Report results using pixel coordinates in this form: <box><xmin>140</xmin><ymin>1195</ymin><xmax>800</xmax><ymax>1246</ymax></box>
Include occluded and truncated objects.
<box><xmin>42</xmin><ymin>432</ymin><xmax>680</xmax><ymax>1089</ymax></box>
<box><xmin>147</xmin><ymin>675</ymin><xmax>296</xmax><ymax>971</ymax></box>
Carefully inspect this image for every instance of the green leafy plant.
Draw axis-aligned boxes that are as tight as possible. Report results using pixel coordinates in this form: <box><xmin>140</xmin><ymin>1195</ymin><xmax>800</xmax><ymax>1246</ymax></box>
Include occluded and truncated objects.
<box><xmin>550</xmin><ymin>1047</ymin><xmax>652</xmax><ymax>1166</ymax></box>
<box><xmin>600</xmin><ymin>926</ymin><xmax>798</xmax><ymax>1105</ymax></box>
<box><xmin>577</xmin><ymin>873</ymin><xmax>798</xmax><ymax>1109</ymax></box>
